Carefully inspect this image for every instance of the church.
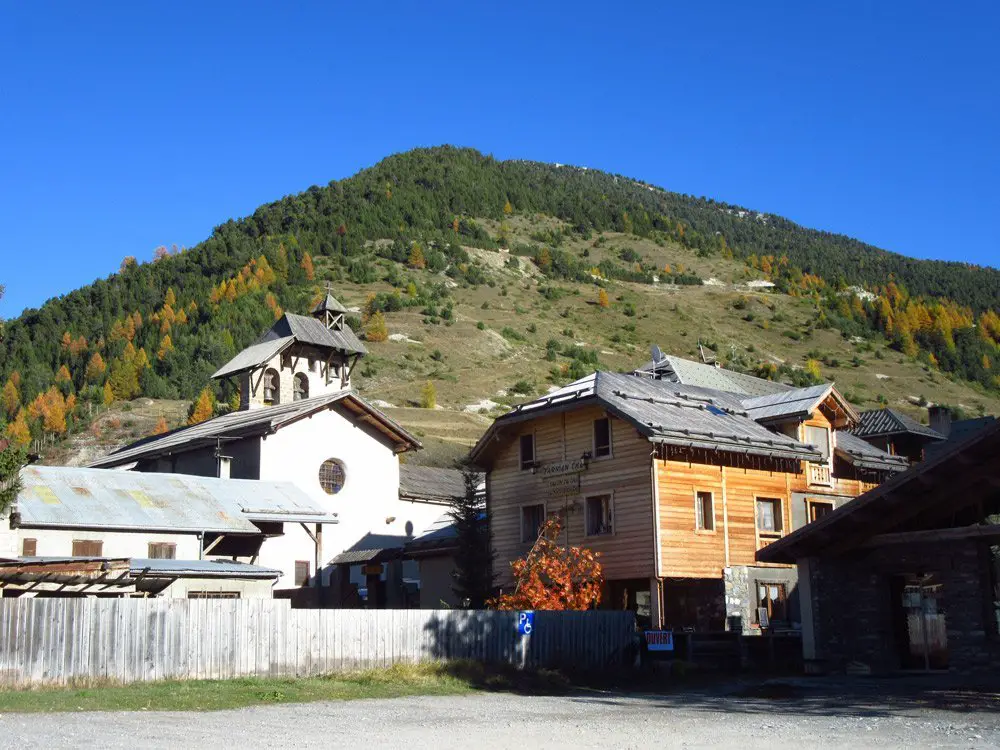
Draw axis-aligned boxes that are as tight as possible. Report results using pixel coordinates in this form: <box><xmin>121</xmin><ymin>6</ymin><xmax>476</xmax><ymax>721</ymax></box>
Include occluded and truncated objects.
<box><xmin>90</xmin><ymin>292</ymin><xmax>445</xmax><ymax>607</ymax></box>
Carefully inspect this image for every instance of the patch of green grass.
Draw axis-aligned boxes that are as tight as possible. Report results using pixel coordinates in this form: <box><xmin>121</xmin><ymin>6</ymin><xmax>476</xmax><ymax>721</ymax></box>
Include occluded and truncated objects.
<box><xmin>0</xmin><ymin>663</ymin><xmax>477</xmax><ymax>713</ymax></box>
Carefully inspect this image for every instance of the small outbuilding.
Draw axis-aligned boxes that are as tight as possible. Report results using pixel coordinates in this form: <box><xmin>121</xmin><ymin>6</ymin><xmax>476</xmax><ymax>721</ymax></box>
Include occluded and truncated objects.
<box><xmin>758</xmin><ymin>420</ymin><xmax>1000</xmax><ymax>674</ymax></box>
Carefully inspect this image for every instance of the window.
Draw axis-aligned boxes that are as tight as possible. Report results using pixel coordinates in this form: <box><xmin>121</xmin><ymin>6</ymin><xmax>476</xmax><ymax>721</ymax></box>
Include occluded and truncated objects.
<box><xmin>262</xmin><ymin>368</ymin><xmax>280</xmax><ymax>405</ymax></box>
<box><xmin>803</xmin><ymin>425</ymin><xmax>831</xmax><ymax>462</ymax></box>
<box><xmin>756</xmin><ymin>498</ymin><xmax>783</xmax><ymax>538</ymax></box>
<box><xmin>293</xmin><ymin>372</ymin><xmax>309</xmax><ymax>401</ymax></box>
<box><xmin>519</xmin><ymin>434</ymin><xmax>535</xmax><ymax>471</ymax></box>
<box><xmin>147</xmin><ymin>542</ymin><xmax>176</xmax><ymax>560</ymax></box>
<box><xmin>318</xmin><ymin>459</ymin><xmax>346</xmax><ymax>494</ymax></box>
<box><xmin>521</xmin><ymin>503</ymin><xmax>545</xmax><ymax>543</ymax></box>
<box><xmin>808</xmin><ymin>500</ymin><xmax>834</xmax><ymax>523</ymax></box>
<box><xmin>593</xmin><ymin>417</ymin><xmax>611</xmax><ymax>458</ymax></box>
<box><xmin>295</xmin><ymin>560</ymin><xmax>311</xmax><ymax>586</ymax></box>
<box><xmin>585</xmin><ymin>494</ymin><xmax>613</xmax><ymax>536</ymax></box>
<box><xmin>188</xmin><ymin>591</ymin><xmax>240</xmax><ymax>599</ymax></box>
<box><xmin>72</xmin><ymin>540</ymin><xmax>103</xmax><ymax>557</ymax></box>
<box><xmin>21</xmin><ymin>539</ymin><xmax>36</xmax><ymax>557</ymax></box>
<box><xmin>756</xmin><ymin>582</ymin><xmax>787</xmax><ymax>625</ymax></box>
<box><xmin>695</xmin><ymin>491</ymin><xmax>715</xmax><ymax>531</ymax></box>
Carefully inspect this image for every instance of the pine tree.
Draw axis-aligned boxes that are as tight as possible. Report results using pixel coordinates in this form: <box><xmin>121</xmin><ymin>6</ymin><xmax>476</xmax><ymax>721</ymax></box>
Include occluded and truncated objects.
<box><xmin>151</xmin><ymin>416</ymin><xmax>169</xmax><ymax>435</ymax></box>
<box><xmin>597</xmin><ymin>288</ymin><xmax>610</xmax><ymax>308</ymax></box>
<box><xmin>157</xmin><ymin>335</ymin><xmax>174</xmax><ymax>361</ymax></box>
<box><xmin>1</xmin><ymin>379</ymin><xmax>19</xmax><ymax>420</ymax></box>
<box><xmin>366</xmin><ymin>311</ymin><xmax>388</xmax><ymax>342</ymax></box>
<box><xmin>85</xmin><ymin>352</ymin><xmax>106</xmax><ymax>382</ymax></box>
<box><xmin>300</xmin><ymin>253</ymin><xmax>315</xmax><ymax>281</ymax></box>
<box><xmin>408</xmin><ymin>243</ymin><xmax>426</xmax><ymax>270</ymax></box>
<box><xmin>102</xmin><ymin>381</ymin><xmax>114</xmax><ymax>406</ymax></box>
<box><xmin>6</xmin><ymin>411</ymin><xmax>31</xmax><ymax>449</ymax></box>
<box><xmin>503</xmin><ymin>199</ymin><xmax>513</xmax><ymax>215</ymax></box>
<box><xmin>421</xmin><ymin>380</ymin><xmax>436</xmax><ymax>409</ymax></box>
<box><xmin>164</xmin><ymin>287</ymin><xmax>177</xmax><ymax>307</ymax></box>
<box><xmin>188</xmin><ymin>388</ymin><xmax>215</xmax><ymax>425</ymax></box>
<box><xmin>449</xmin><ymin>469</ymin><xmax>493</xmax><ymax>607</ymax></box>
<box><xmin>0</xmin><ymin>442</ymin><xmax>25</xmax><ymax>514</ymax></box>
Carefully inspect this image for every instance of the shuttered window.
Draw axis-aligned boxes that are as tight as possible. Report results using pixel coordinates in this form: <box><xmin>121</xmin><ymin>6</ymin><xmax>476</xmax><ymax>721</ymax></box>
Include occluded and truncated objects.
<box><xmin>295</xmin><ymin>560</ymin><xmax>311</xmax><ymax>586</ymax></box>
<box><xmin>21</xmin><ymin>539</ymin><xmax>36</xmax><ymax>557</ymax></box>
<box><xmin>72</xmin><ymin>540</ymin><xmax>103</xmax><ymax>557</ymax></box>
<box><xmin>147</xmin><ymin>542</ymin><xmax>176</xmax><ymax>559</ymax></box>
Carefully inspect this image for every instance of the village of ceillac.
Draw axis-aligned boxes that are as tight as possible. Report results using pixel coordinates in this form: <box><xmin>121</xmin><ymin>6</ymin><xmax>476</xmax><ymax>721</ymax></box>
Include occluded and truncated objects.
<box><xmin>1</xmin><ymin>5</ymin><xmax>999</xmax><ymax>748</ymax></box>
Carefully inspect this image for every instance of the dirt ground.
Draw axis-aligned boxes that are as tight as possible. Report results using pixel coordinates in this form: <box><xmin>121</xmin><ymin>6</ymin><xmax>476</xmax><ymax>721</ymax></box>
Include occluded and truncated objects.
<box><xmin>1</xmin><ymin>676</ymin><xmax>998</xmax><ymax>749</ymax></box>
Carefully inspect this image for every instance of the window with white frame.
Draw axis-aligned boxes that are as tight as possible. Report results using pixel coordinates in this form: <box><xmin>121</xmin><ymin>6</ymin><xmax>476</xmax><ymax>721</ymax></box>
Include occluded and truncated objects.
<box><xmin>519</xmin><ymin>434</ymin><xmax>535</xmax><ymax>471</ymax></box>
<box><xmin>585</xmin><ymin>494</ymin><xmax>613</xmax><ymax>536</ymax></box>
<box><xmin>593</xmin><ymin>417</ymin><xmax>611</xmax><ymax>458</ymax></box>
<box><xmin>695</xmin><ymin>491</ymin><xmax>715</xmax><ymax>531</ymax></box>
<box><xmin>756</xmin><ymin>497</ymin><xmax>783</xmax><ymax>542</ymax></box>
<box><xmin>521</xmin><ymin>503</ymin><xmax>545</xmax><ymax>542</ymax></box>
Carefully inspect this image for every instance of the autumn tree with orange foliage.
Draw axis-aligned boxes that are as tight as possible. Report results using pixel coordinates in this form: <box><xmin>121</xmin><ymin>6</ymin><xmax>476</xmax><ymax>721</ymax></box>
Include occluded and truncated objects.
<box><xmin>300</xmin><ymin>252</ymin><xmax>315</xmax><ymax>281</ymax></box>
<box><xmin>1</xmin><ymin>379</ymin><xmax>19</xmax><ymax>420</ymax></box>
<box><xmin>490</xmin><ymin>517</ymin><xmax>603</xmax><ymax>611</ymax></box>
<box><xmin>597</xmin><ymin>288</ymin><xmax>610</xmax><ymax>308</ymax></box>
<box><xmin>151</xmin><ymin>416</ymin><xmax>169</xmax><ymax>435</ymax></box>
<box><xmin>188</xmin><ymin>388</ymin><xmax>215</xmax><ymax>425</ymax></box>
<box><xmin>408</xmin><ymin>243</ymin><xmax>426</xmax><ymax>270</ymax></box>
<box><xmin>366</xmin><ymin>311</ymin><xmax>389</xmax><ymax>342</ymax></box>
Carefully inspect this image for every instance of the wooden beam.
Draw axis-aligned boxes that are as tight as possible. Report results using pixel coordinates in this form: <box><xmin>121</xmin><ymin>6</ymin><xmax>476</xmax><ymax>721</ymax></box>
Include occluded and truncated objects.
<box><xmin>202</xmin><ymin>535</ymin><xmax>226</xmax><ymax>556</ymax></box>
<box><xmin>862</xmin><ymin>524</ymin><xmax>1000</xmax><ymax>548</ymax></box>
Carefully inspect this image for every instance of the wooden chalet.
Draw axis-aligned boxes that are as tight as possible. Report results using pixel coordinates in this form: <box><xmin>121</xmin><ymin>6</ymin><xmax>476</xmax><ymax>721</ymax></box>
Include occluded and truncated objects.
<box><xmin>851</xmin><ymin>407</ymin><xmax>946</xmax><ymax>464</ymax></box>
<box><xmin>471</xmin><ymin>356</ymin><xmax>907</xmax><ymax>632</ymax></box>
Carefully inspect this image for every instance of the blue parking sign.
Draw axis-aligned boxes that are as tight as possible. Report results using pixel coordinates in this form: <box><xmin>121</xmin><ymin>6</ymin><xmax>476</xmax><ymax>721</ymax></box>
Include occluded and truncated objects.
<box><xmin>517</xmin><ymin>611</ymin><xmax>534</xmax><ymax>636</ymax></box>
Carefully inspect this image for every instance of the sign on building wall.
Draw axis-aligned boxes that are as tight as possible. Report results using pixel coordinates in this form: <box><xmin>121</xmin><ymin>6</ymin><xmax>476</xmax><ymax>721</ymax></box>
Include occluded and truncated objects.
<box><xmin>540</xmin><ymin>459</ymin><xmax>586</xmax><ymax>495</ymax></box>
<box><xmin>517</xmin><ymin>611</ymin><xmax>534</xmax><ymax>636</ymax></box>
<box><xmin>644</xmin><ymin>630</ymin><xmax>674</xmax><ymax>652</ymax></box>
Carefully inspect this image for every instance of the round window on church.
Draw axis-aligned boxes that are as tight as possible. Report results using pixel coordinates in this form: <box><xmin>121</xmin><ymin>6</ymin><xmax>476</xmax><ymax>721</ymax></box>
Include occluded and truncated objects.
<box><xmin>318</xmin><ymin>459</ymin><xmax>346</xmax><ymax>495</ymax></box>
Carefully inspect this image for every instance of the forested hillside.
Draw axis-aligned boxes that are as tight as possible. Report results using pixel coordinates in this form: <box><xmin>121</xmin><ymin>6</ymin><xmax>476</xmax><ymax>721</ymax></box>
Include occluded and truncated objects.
<box><xmin>2</xmin><ymin>146</ymin><xmax>998</xmax><ymax>455</ymax></box>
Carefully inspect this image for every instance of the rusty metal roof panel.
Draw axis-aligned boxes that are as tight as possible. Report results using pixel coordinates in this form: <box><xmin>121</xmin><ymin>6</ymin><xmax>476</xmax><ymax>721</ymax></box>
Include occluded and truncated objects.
<box><xmin>14</xmin><ymin>466</ymin><xmax>334</xmax><ymax>533</ymax></box>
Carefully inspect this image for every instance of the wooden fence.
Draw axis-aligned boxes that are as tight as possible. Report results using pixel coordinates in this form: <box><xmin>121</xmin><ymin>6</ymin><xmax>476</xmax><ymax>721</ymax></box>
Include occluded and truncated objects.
<box><xmin>0</xmin><ymin>599</ymin><xmax>636</xmax><ymax>688</ymax></box>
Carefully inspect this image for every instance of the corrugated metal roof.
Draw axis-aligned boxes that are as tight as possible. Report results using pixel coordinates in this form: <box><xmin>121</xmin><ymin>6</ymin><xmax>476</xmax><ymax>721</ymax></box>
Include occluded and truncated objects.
<box><xmin>853</xmin><ymin>408</ymin><xmax>946</xmax><ymax>440</ymax></box>
<box><xmin>14</xmin><ymin>466</ymin><xmax>337</xmax><ymax>532</ymax></box>
<box><xmin>212</xmin><ymin>336</ymin><xmax>295</xmax><ymax>380</ymax></box>
<box><xmin>398</xmin><ymin>465</ymin><xmax>482</xmax><ymax>503</ymax></box>
<box><xmin>127</xmin><ymin>558</ymin><xmax>281</xmax><ymax>579</ymax></box>
<box><xmin>834</xmin><ymin>430</ymin><xmax>909</xmax><ymax>472</ymax></box>
<box><xmin>634</xmin><ymin>355</ymin><xmax>793</xmax><ymax>396</ymax></box>
<box><xmin>473</xmin><ymin>371</ymin><xmax>824</xmax><ymax>463</ymax></box>
<box><xmin>741</xmin><ymin>384</ymin><xmax>834</xmax><ymax>422</ymax></box>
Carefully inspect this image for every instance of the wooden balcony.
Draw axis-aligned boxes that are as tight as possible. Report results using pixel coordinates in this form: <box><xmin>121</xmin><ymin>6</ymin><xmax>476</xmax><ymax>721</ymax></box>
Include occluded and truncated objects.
<box><xmin>808</xmin><ymin>462</ymin><xmax>832</xmax><ymax>486</ymax></box>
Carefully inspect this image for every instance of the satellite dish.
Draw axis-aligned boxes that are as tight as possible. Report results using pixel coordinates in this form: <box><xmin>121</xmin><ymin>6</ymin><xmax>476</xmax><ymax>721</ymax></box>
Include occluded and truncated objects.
<box><xmin>651</xmin><ymin>345</ymin><xmax>664</xmax><ymax>364</ymax></box>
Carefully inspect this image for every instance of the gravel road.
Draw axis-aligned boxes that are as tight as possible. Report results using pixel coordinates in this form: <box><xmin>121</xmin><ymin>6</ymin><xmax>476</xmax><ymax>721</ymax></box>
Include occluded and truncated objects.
<box><xmin>2</xmin><ymin>683</ymin><xmax>999</xmax><ymax>750</ymax></box>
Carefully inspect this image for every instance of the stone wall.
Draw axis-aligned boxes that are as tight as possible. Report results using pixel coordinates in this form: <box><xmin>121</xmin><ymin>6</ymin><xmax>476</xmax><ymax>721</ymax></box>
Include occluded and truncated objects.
<box><xmin>726</xmin><ymin>564</ymin><xmax>800</xmax><ymax>634</ymax></box>
<box><xmin>808</xmin><ymin>540</ymin><xmax>1000</xmax><ymax>674</ymax></box>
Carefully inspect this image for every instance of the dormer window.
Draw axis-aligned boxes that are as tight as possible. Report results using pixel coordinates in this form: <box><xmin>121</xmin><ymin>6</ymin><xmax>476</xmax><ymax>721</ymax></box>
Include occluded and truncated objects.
<box><xmin>263</xmin><ymin>368</ymin><xmax>280</xmax><ymax>405</ymax></box>
<box><xmin>293</xmin><ymin>372</ymin><xmax>309</xmax><ymax>401</ymax></box>
<box><xmin>804</xmin><ymin>424</ymin><xmax>832</xmax><ymax>485</ymax></box>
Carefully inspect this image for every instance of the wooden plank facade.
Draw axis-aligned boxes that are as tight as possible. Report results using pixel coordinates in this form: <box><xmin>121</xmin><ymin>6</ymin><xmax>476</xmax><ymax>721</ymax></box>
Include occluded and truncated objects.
<box><xmin>485</xmin><ymin>393</ymin><xmax>891</xmax><ymax>633</ymax></box>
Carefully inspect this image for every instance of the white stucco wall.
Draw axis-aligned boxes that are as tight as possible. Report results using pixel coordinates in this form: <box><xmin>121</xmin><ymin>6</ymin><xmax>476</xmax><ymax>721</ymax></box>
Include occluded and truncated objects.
<box><xmin>0</xmin><ymin>527</ymin><xmax>201</xmax><ymax>560</ymax></box>
<box><xmin>256</xmin><ymin>409</ymin><xmax>442</xmax><ymax>590</ymax></box>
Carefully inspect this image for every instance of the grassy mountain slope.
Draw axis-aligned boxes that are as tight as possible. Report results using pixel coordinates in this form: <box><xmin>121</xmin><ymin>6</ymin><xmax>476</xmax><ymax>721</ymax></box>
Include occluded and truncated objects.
<box><xmin>3</xmin><ymin>147</ymin><xmax>999</xmax><ymax>467</ymax></box>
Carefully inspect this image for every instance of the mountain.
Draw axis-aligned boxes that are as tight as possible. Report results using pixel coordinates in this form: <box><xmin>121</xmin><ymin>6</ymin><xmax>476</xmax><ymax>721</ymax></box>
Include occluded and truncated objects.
<box><xmin>2</xmin><ymin>146</ymin><xmax>998</xmax><ymax>464</ymax></box>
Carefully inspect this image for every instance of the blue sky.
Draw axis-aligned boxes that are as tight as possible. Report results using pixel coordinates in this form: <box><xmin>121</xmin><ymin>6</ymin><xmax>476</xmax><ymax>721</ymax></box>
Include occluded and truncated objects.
<box><xmin>2</xmin><ymin>2</ymin><xmax>998</xmax><ymax>317</ymax></box>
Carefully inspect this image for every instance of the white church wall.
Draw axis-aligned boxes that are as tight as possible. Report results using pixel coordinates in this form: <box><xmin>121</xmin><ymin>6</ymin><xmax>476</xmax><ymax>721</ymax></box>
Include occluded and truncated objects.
<box><xmin>256</xmin><ymin>408</ymin><xmax>441</xmax><ymax>590</ymax></box>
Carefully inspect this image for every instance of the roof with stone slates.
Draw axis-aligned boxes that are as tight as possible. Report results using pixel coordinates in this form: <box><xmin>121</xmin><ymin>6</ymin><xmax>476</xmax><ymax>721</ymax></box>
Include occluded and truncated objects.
<box><xmin>833</xmin><ymin>430</ymin><xmax>910</xmax><ymax>472</ymax></box>
<box><xmin>634</xmin><ymin>354</ymin><xmax>793</xmax><ymax>396</ymax></box>
<box><xmin>472</xmin><ymin>371</ymin><xmax>825</xmax><ymax>463</ymax></box>
<box><xmin>261</xmin><ymin>313</ymin><xmax>366</xmax><ymax>355</ymax></box>
<box><xmin>311</xmin><ymin>293</ymin><xmax>349</xmax><ymax>315</ymax></box>
<box><xmin>398</xmin><ymin>465</ymin><xmax>482</xmax><ymax>504</ymax></box>
<box><xmin>88</xmin><ymin>391</ymin><xmax>419</xmax><ymax>468</ymax></box>
<box><xmin>211</xmin><ymin>336</ymin><xmax>296</xmax><ymax>379</ymax></box>
<box><xmin>853</xmin><ymin>408</ymin><xmax>946</xmax><ymax>441</ymax></box>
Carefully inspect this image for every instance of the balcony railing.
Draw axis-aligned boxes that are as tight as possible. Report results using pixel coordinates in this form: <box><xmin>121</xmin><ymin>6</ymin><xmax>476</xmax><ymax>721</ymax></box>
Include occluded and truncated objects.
<box><xmin>808</xmin><ymin>462</ymin><xmax>832</xmax><ymax>486</ymax></box>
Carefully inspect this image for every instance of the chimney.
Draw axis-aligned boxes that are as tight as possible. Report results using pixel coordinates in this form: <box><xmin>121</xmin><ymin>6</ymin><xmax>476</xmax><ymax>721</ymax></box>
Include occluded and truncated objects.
<box><xmin>928</xmin><ymin>405</ymin><xmax>951</xmax><ymax>437</ymax></box>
